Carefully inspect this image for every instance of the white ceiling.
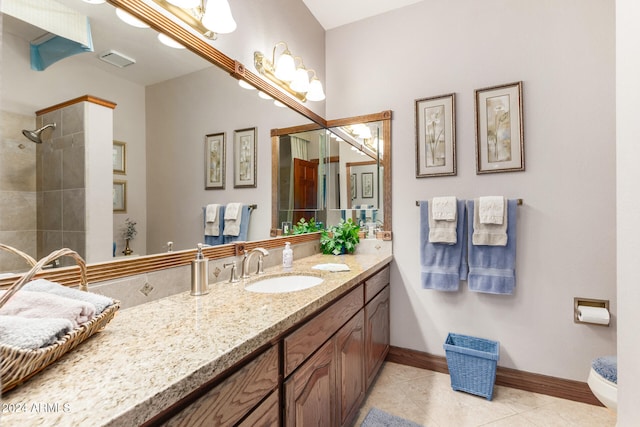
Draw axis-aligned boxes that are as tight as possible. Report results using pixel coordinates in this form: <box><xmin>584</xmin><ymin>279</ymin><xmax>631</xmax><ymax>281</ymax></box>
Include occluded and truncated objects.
<box><xmin>1</xmin><ymin>0</ymin><xmax>422</xmax><ymax>88</ymax></box>
<box><xmin>302</xmin><ymin>0</ymin><xmax>423</xmax><ymax>30</ymax></box>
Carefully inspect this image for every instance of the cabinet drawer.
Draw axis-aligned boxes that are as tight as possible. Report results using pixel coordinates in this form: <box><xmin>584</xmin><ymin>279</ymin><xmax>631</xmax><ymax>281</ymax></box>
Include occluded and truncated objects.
<box><xmin>284</xmin><ymin>284</ymin><xmax>363</xmax><ymax>377</ymax></box>
<box><xmin>166</xmin><ymin>345</ymin><xmax>278</xmax><ymax>427</ymax></box>
<box><xmin>364</xmin><ymin>265</ymin><xmax>390</xmax><ymax>304</ymax></box>
<box><xmin>237</xmin><ymin>390</ymin><xmax>279</xmax><ymax>427</ymax></box>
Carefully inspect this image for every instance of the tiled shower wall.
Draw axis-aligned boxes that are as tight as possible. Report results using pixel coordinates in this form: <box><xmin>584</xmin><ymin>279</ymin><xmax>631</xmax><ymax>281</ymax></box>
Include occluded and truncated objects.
<box><xmin>36</xmin><ymin>103</ymin><xmax>86</xmax><ymax>265</ymax></box>
<box><xmin>0</xmin><ymin>111</ymin><xmax>37</xmax><ymax>273</ymax></box>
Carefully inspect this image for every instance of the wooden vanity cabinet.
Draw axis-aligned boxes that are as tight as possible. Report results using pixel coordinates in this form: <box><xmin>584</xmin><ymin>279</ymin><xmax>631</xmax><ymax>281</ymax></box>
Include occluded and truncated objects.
<box><xmin>162</xmin><ymin>345</ymin><xmax>279</xmax><ymax>427</ymax></box>
<box><xmin>335</xmin><ymin>310</ymin><xmax>366</xmax><ymax>426</ymax></box>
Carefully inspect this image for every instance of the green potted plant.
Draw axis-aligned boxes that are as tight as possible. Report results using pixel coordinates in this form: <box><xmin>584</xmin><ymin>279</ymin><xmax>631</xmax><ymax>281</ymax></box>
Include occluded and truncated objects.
<box><xmin>293</xmin><ymin>217</ymin><xmax>321</xmax><ymax>235</ymax></box>
<box><xmin>320</xmin><ymin>218</ymin><xmax>360</xmax><ymax>255</ymax></box>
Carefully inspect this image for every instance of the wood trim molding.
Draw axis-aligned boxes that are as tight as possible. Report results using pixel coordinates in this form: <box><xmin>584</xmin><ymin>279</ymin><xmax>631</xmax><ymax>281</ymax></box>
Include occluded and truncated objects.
<box><xmin>36</xmin><ymin>95</ymin><xmax>117</xmax><ymax>115</ymax></box>
<box><xmin>0</xmin><ymin>234</ymin><xmax>320</xmax><ymax>290</ymax></box>
<box><xmin>386</xmin><ymin>346</ymin><xmax>603</xmax><ymax>407</ymax></box>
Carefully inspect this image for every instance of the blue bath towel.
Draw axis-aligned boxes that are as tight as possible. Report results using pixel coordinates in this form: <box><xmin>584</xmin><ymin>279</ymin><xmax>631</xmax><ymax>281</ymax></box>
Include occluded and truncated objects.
<box><xmin>203</xmin><ymin>205</ymin><xmax>225</xmax><ymax>246</ymax></box>
<box><xmin>466</xmin><ymin>199</ymin><xmax>518</xmax><ymax>295</ymax></box>
<box><xmin>223</xmin><ymin>205</ymin><xmax>251</xmax><ymax>243</ymax></box>
<box><xmin>419</xmin><ymin>200</ymin><xmax>468</xmax><ymax>291</ymax></box>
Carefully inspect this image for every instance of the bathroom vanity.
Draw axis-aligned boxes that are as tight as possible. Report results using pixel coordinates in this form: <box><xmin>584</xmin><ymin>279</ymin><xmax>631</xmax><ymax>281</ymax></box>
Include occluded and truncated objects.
<box><xmin>0</xmin><ymin>252</ymin><xmax>391</xmax><ymax>427</ymax></box>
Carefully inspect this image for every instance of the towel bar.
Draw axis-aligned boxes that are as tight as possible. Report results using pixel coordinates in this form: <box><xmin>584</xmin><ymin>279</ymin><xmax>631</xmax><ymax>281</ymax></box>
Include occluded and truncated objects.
<box><xmin>415</xmin><ymin>199</ymin><xmax>523</xmax><ymax>206</ymax></box>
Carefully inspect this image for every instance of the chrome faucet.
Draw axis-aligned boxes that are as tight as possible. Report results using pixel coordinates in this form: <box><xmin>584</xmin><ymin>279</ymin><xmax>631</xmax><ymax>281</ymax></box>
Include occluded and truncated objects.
<box><xmin>241</xmin><ymin>248</ymin><xmax>269</xmax><ymax>279</ymax></box>
<box><xmin>223</xmin><ymin>261</ymin><xmax>239</xmax><ymax>283</ymax></box>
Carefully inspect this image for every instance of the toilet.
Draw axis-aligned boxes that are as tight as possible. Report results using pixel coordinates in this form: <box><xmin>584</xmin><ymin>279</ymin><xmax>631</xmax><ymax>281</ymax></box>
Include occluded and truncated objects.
<box><xmin>587</xmin><ymin>355</ymin><xmax>617</xmax><ymax>411</ymax></box>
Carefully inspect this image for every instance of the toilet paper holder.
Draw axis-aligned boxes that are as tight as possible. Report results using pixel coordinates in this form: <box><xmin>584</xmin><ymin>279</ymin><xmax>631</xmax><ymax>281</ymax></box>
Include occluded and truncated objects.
<box><xmin>574</xmin><ymin>297</ymin><xmax>610</xmax><ymax>326</ymax></box>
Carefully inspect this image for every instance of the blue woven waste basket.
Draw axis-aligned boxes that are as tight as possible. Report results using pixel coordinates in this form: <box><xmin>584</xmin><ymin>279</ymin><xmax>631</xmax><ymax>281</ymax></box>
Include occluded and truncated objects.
<box><xmin>443</xmin><ymin>333</ymin><xmax>500</xmax><ymax>400</ymax></box>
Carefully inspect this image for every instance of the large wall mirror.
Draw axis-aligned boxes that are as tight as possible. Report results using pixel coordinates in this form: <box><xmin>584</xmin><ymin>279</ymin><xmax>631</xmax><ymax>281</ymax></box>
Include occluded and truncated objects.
<box><xmin>0</xmin><ymin>0</ymin><xmax>391</xmax><ymax>285</ymax></box>
<box><xmin>271</xmin><ymin>111</ymin><xmax>392</xmax><ymax>237</ymax></box>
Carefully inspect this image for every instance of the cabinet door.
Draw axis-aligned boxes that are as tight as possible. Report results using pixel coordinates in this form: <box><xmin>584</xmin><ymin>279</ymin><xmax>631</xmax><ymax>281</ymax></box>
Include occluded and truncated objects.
<box><xmin>237</xmin><ymin>390</ymin><xmax>279</xmax><ymax>427</ymax></box>
<box><xmin>284</xmin><ymin>339</ymin><xmax>336</xmax><ymax>427</ymax></box>
<box><xmin>335</xmin><ymin>310</ymin><xmax>365</xmax><ymax>427</ymax></box>
<box><xmin>365</xmin><ymin>285</ymin><xmax>390</xmax><ymax>389</ymax></box>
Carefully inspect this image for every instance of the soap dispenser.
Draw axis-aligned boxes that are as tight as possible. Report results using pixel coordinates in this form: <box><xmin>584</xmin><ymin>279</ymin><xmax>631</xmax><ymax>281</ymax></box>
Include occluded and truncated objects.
<box><xmin>191</xmin><ymin>243</ymin><xmax>209</xmax><ymax>296</ymax></box>
<box><xmin>283</xmin><ymin>242</ymin><xmax>293</xmax><ymax>268</ymax></box>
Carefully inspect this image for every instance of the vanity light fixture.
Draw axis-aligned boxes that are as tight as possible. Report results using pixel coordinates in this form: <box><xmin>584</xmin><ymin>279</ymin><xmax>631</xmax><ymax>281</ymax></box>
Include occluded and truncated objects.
<box><xmin>254</xmin><ymin>42</ymin><xmax>326</xmax><ymax>103</ymax></box>
<box><xmin>151</xmin><ymin>0</ymin><xmax>236</xmax><ymax>40</ymax></box>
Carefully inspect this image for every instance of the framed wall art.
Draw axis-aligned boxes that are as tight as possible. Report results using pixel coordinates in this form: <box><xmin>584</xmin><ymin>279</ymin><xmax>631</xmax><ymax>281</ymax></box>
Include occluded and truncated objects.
<box><xmin>362</xmin><ymin>172</ymin><xmax>374</xmax><ymax>198</ymax></box>
<box><xmin>113</xmin><ymin>180</ymin><xmax>126</xmax><ymax>212</ymax></box>
<box><xmin>233</xmin><ymin>127</ymin><xmax>257</xmax><ymax>188</ymax></box>
<box><xmin>350</xmin><ymin>173</ymin><xmax>357</xmax><ymax>199</ymax></box>
<box><xmin>415</xmin><ymin>93</ymin><xmax>456</xmax><ymax>177</ymax></box>
<box><xmin>475</xmin><ymin>81</ymin><xmax>524</xmax><ymax>174</ymax></box>
<box><xmin>113</xmin><ymin>141</ymin><xmax>126</xmax><ymax>174</ymax></box>
<box><xmin>205</xmin><ymin>132</ymin><xmax>225</xmax><ymax>189</ymax></box>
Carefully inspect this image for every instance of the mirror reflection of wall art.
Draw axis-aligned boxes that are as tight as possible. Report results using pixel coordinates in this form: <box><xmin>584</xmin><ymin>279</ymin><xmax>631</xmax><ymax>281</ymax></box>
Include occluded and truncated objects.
<box><xmin>350</xmin><ymin>173</ymin><xmax>357</xmax><ymax>199</ymax></box>
<box><xmin>113</xmin><ymin>141</ymin><xmax>126</xmax><ymax>174</ymax></box>
<box><xmin>205</xmin><ymin>132</ymin><xmax>226</xmax><ymax>189</ymax></box>
<box><xmin>362</xmin><ymin>172</ymin><xmax>374</xmax><ymax>198</ymax></box>
<box><xmin>113</xmin><ymin>180</ymin><xmax>127</xmax><ymax>212</ymax></box>
<box><xmin>233</xmin><ymin>127</ymin><xmax>257</xmax><ymax>188</ymax></box>
<box><xmin>475</xmin><ymin>81</ymin><xmax>524</xmax><ymax>174</ymax></box>
<box><xmin>415</xmin><ymin>93</ymin><xmax>456</xmax><ymax>177</ymax></box>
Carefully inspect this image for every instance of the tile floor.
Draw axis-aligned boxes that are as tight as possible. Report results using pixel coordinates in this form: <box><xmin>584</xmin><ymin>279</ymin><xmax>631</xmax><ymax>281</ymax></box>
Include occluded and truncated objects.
<box><xmin>352</xmin><ymin>362</ymin><xmax>617</xmax><ymax>427</ymax></box>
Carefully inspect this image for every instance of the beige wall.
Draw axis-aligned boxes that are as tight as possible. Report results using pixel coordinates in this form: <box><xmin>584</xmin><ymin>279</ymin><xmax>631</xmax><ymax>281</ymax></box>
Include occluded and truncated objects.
<box><xmin>326</xmin><ymin>0</ymin><xmax>616</xmax><ymax>382</ymax></box>
<box><xmin>616</xmin><ymin>0</ymin><xmax>640</xmax><ymax>424</ymax></box>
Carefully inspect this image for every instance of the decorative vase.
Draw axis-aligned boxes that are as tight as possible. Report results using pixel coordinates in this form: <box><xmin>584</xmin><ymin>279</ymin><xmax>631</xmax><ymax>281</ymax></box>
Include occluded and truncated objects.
<box><xmin>123</xmin><ymin>239</ymin><xmax>133</xmax><ymax>256</ymax></box>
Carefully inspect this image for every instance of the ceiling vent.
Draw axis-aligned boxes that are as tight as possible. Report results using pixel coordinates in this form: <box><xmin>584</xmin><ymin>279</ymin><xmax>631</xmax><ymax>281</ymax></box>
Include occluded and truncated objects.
<box><xmin>98</xmin><ymin>50</ymin><xmax>135</xmax><ymax>68</ymax></box>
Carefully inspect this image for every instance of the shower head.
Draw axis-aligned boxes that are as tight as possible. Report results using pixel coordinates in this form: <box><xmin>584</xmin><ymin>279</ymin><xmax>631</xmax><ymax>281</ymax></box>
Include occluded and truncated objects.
<box><xmin>22</xmin><ymin>123</ymin><xmax>57</xmax><ymax>144</ymax></box>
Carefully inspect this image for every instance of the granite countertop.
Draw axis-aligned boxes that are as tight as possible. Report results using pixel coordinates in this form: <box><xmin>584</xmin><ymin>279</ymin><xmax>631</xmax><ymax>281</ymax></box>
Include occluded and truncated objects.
<box><xmin>1</xmin><ymin>252</ymin><xmax>392</xmax><ymax>426</ymax></box>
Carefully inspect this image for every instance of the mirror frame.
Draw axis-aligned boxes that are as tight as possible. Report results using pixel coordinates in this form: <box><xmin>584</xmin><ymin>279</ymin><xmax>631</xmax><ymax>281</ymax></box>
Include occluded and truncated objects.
<box><xmin>0</xmin><ymin>0</ymin><xmax>391</xmax><ymax>289</ymax></box>
<box><xmin>271</xmin><ymin>110</ymin><xmax>392</xmax><ymax>238</ymax></box>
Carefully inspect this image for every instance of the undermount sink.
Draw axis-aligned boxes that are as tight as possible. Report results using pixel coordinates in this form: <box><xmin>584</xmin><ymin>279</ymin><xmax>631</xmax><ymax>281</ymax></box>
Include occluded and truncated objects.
<box><xmin>244</xmin><ymin>274</ymin><xmax>324</xmax><ymax>294</ymax></box>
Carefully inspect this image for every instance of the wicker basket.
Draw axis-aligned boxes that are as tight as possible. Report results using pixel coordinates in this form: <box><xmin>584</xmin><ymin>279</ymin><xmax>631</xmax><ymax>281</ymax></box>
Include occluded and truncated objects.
<box><xmin>0</xmin><ymin>248</ymin><xmax>120</xmax><ymax>393</ymax></box>
<box><xmin>443</xmin><ymin>333</ymin><xmax>500</xmax><ymax>400</ymax></box>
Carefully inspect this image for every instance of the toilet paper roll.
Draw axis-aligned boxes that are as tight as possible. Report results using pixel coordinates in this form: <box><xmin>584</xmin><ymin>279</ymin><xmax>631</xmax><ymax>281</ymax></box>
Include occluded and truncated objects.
<box><xmin>577</xmin><ymin>305</ymin><xmax>610</xmax><ymax>325</ymax></box>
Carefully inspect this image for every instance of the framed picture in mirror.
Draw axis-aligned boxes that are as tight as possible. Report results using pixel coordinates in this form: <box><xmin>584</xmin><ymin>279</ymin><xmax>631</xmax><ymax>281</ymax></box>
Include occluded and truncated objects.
<box><xmin>233</xmin><ymin>127</ymin><xmax>257</xmax><ymax>188</ymax></box>
<box><xmin>362</xmin><ymin>172</ymin><xmax>374</xmax><ymax>198</ymax></box>
<box><xmin>113</xmin><ymin>180</ymin><xmax>126</xmax><ymax>212</ymax></box>
<box><xmin>113</xmin><ymin>141</ymin><xmax>126</xmax><ymax>174</ymax></box>
<box><xmin>350</xmin><ymin>174</ymin><xmax>357</xmax><ymax>199</ymax></box>
<box><xmin>415</xmin><ymin>93</ymin><xmax>456</xmax><ymax>177</ymax></box>
<box><xmin>205</xmin><ymin>132</ymin><xmax>225</xmax><ymax>189</ymax></box>
<box><xmin>475</xmin><ymin>81</ymin><xmax>524</xmax><ymax>174</ymax></box>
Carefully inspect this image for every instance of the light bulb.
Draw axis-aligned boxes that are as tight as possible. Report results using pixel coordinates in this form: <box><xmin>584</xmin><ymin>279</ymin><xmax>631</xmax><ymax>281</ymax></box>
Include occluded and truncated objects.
<box><xmin>306</xmin><ymin>78</ymin><xmax>325</xmax><ymax>101</ymax></box>
<box><xmin>166</xmin><ymin>0</ymin><xmax>200</xmax><ymax>8</ymax></box>
<box><xmin>290</xmin><ymin>68</ymin><xmax>310</xmax><ymax>93</ymax></box>
<box><xmin>201</xmin><ymin>0</ymin><xmax>237</xmax><ymax>34</ymax></box>
<box><xmin>274</xmin><ymin>52</ymin><xmax>296</xmax><ymax>81</ymax></box>
<box><xmin>116</xmin><ymin>8</ymin><xmax>150</xmax><ymax>28</ymax></box>
<box><xmin>157</xmin><ymin>33</ymin><xmax>185</xmax><ymax>49</ymax></box>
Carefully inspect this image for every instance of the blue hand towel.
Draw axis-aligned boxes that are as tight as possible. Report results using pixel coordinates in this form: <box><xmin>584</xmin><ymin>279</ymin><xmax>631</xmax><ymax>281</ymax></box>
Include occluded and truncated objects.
<box><xmin>466</xmin><ymin>199</ymin><xmax>518</xmax><ymax>295</ymax></box>
<box><xmin>224</xmin><ymin>205</ymin><xmax>251</xmax><ymax>243</ymax></box>
<box><xmin>419</xmin><ymin>200</ymin><xmax>468</xmax><ymax>291</ymax></box>
<box><xmin>203</xmin><ymin>205</ymin><xmax>226</xmax><ymax>246</ymax></box>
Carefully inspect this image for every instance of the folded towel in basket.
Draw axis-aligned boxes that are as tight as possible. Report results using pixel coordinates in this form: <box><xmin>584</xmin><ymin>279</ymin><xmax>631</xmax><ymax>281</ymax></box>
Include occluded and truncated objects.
<box><xmin>419</xmin><ymin>200</ymin><xmax>468</xmax><ymax>291</ymax></box>
<box><xmin>23</xmin><ymin>279</ymin><xmax>114</xmax><ymax>315</ymax></box>
<box><xmin>0</xmin><ymin>315</ymin><xmax>74</xmax><ymax>349</ymax></box>
<box><xmin>0</xmin><ymin>290</ymin><xmax>96</xmax><ymax>327</ymax></box>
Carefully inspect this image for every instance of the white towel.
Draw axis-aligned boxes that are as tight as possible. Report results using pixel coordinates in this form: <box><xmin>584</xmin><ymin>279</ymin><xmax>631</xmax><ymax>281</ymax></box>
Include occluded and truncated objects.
<box><xmin>0</xmin><ymin>315</ymin><xmax>74</xmax><ymax>349</ymax></box>
<box><xmin>428</xmin><ymin>199</ymin><xmax>457</xmax><ymax>244</ymax></box>
<box><xmin>223</xmin><ymin>203</ymin><xmax>243</xmax><ymax>236</ymax></box>
<box><xmin>472</xmin><ymin>198</ymin><xmax>508</xmax><ymax>246</ymax></box>
<box><xmin>431</xmin><ymin>196</ymin><xmax>457</xmax><ymax>221</ymax></box>
<box><xmin>205</xmin><ymin>204</ymin><xmax>221</xmax><ymax>236</ymax></box>
<box><xmin>23</xmin><ymin>279</ymin><xmax>115</xmax><ymax>315</ymax></box>
<box><xmin>0</xmin><ymin>290</ymin><xmax>96</xmax><ymax>327</ymax></box>
<box><xmin>478</xmin><ymin>196</ymin><xmax>505</xmax><ymax>224</ymax></box>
